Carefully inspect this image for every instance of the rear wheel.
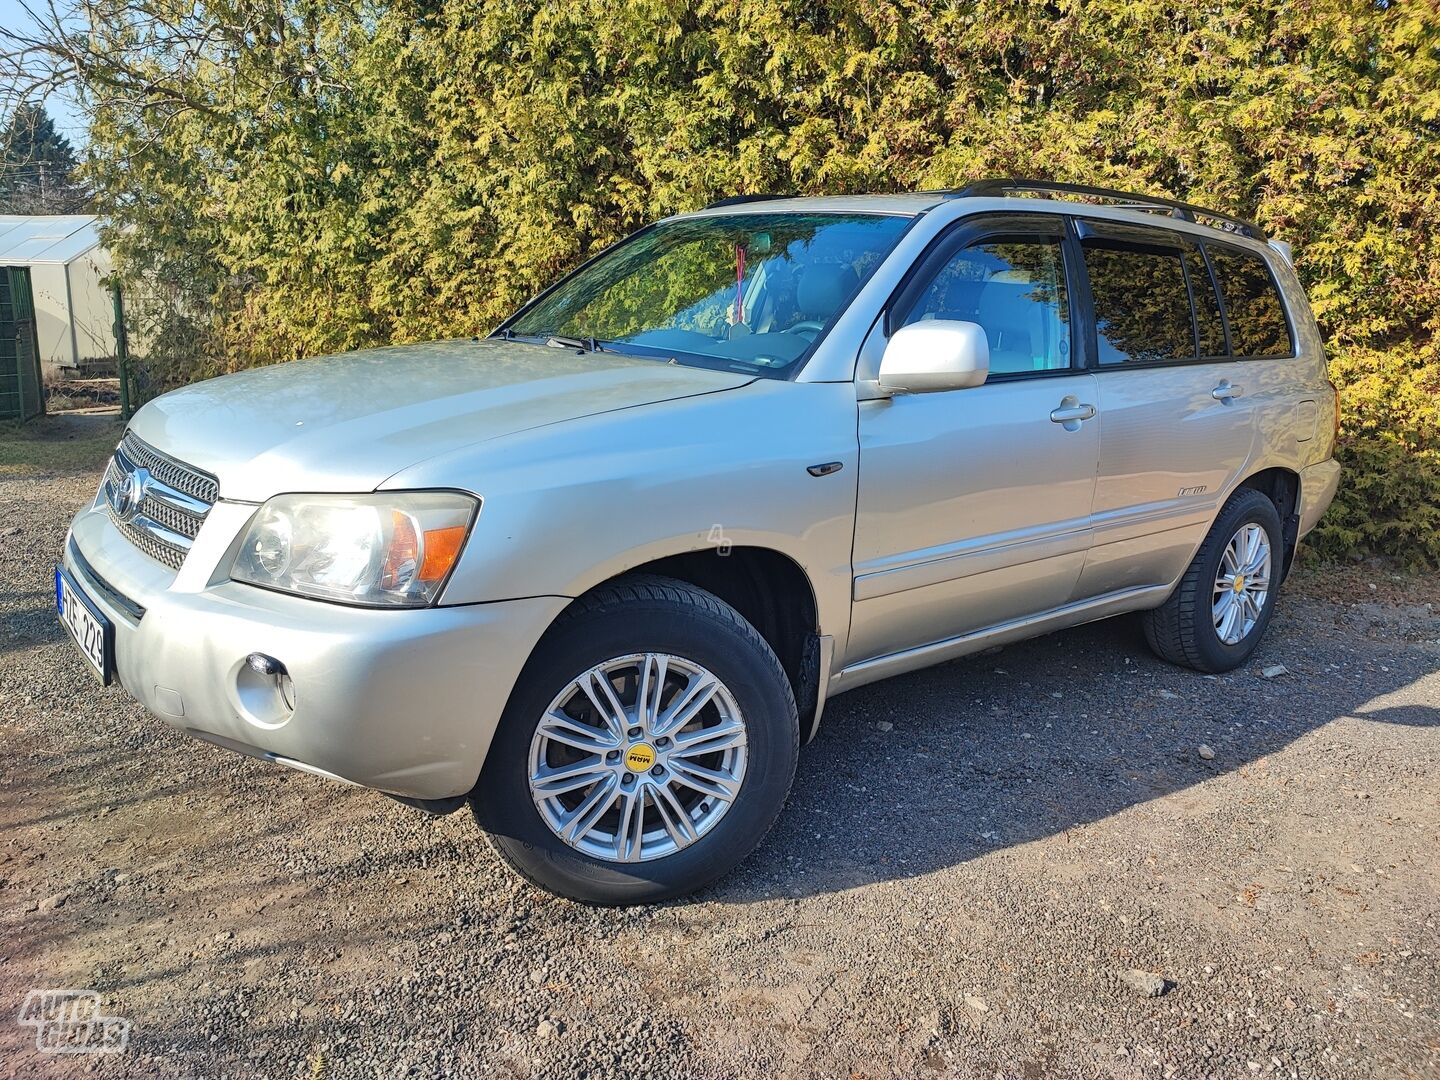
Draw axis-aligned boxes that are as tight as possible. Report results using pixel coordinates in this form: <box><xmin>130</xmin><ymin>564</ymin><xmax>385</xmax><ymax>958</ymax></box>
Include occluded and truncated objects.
<box><xmin>471</xmin><ymin>575</ymin><xmax>798</xmax><ymax>905</ymax></box>
<box><xmin>1142</xmin><ymin>488</ymin><xmax>1283</xmax><ymax>673</ymax></box>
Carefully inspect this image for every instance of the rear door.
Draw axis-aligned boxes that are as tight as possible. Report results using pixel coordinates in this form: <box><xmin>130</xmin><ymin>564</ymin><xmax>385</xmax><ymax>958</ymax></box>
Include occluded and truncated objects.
<box><xmin>1204</xmin><ymin>241</ymin><xmax>1315</xmax><ymax>477</ymax></box>
<box><xmin>848</xmin><ymin>213</ymin><xmax>1100</xmax><ymax>664</ymax></box>
<box><xmin>1073</xmin><ymin>221</ymin><xmax>1257</xmax><ymax>598</ymax></box>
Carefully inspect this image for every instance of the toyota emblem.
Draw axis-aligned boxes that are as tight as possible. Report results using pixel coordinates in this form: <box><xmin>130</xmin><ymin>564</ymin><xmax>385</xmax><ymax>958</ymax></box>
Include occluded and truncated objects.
<box><xmin>108</xmin><ymin>465</ymin><xmax>151</xmax><ymax>523</ymax></box>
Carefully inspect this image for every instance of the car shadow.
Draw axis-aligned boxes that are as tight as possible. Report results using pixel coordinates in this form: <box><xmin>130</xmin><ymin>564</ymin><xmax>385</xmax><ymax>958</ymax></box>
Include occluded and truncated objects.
<box><xmin>714</xmin><ymin>608</ymin><xmax>1439</xmax><ymax>902</ymax></box>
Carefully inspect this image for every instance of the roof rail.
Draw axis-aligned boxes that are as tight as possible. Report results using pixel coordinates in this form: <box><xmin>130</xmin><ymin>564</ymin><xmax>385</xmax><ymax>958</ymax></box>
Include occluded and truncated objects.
<box><xmin>704</xmin><ymin>194</ymin><xmax>793</xmax><ymax>209</ymax></box>
<box><xmin>943</xmin><ymin>179</ymin><xmax>1266</xmax><ymax>242</ymax></box>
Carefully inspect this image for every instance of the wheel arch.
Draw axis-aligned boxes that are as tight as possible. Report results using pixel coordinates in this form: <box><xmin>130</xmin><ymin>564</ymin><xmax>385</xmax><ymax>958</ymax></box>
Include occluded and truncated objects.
<box><xmin>540</xmin><ymin>546</ymin><xmax>826</xmax><ymax>743</ymax></box>
<box><xmin>1237</xmin><ymin>466</ymin><xmax>1301</xmax><ymax>581</ymax></box>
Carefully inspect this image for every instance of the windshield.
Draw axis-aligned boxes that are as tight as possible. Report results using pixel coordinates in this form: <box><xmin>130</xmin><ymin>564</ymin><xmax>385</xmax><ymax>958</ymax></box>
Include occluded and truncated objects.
<box><xmin>503</xmin><ymin>213</ymin><xmax>912</xmax><ymax>377</ymax></box>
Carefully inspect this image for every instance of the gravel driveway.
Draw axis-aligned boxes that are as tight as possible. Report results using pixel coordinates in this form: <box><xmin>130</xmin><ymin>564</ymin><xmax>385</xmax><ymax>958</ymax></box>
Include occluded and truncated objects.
<box><xmin>2</xmin><ymin>449</ymin><xmax>1438</xmax><ymax>1079</ymax></box>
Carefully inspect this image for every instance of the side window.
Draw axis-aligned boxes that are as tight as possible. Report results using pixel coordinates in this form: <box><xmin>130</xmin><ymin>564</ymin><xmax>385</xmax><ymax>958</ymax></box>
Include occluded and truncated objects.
<box><xmin>1185</xmin><ymin>246</ymin><xmax>1227</xmax><ymax>357</ymax></box>
<box><xmin>1081</xmin><ymin>239</ymin><xmax>1196</xmax><ymax>364</ymax></box>
<box><xmin>899</xmin><ymin>235</ymin><xmax>1071</xmax><ymax>375</ymax></box>
<box><xmin>1207</xmin><ymin>245</ymin><xmax>1293</xmax><ymax>358</ymax></box>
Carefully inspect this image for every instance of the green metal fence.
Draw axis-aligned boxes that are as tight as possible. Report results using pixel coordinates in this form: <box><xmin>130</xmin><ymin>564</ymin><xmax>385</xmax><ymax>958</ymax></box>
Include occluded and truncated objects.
<box><xmin>0</xmin><ymin>267</ymin><xmax>44</xmax><ymax>422</ymax></box>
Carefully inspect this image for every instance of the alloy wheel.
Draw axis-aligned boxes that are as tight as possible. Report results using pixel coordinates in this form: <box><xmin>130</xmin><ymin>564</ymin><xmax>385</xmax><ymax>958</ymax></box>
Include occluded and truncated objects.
<box><xmin>528</xmin><ymin>653</ymin><xmax>748</xmax><ymax>863</ymax></box>
<box><xmin>1212</xmin><ymin>523</ymin><xmax>1272</xmax><ymax>646</ymax></box>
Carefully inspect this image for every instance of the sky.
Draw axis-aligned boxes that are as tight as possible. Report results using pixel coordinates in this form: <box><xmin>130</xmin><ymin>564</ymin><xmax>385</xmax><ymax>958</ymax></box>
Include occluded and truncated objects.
<box><xmin>0</xmin><ymin>0</ymin><xmax>89</xmax><ymax>147</ymax></box>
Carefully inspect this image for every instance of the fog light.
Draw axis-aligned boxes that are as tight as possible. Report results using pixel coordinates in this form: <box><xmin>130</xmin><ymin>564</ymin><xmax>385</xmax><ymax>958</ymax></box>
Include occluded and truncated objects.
<box><xmin>236</xmin><ymin>653</ymin><xmax>295</xmax><ymax>729</ymax></box>
<box><xmin>246</xmin><ymin>653</ymin><xmax>294</xmax><ymax>707</ymax></box>
<box><xmin>246</xmin><ymin>652</ymin><xmax>285</xmax><ymax>676</ymax></box>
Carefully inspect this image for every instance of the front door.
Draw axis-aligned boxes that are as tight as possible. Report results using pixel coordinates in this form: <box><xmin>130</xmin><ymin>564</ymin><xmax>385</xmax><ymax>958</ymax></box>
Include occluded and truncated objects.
<box><xmin>848</xmin><ymin>214</ymin><xmax>1101</xmax><ymax>666</ymax></box>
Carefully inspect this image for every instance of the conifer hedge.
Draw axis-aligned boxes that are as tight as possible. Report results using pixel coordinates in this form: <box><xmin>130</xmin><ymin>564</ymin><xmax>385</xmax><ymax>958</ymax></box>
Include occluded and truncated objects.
<box><xmin>68</xmin><ymin>0</ymin><xmax>1440</xmax><ymax>563</ymax></box>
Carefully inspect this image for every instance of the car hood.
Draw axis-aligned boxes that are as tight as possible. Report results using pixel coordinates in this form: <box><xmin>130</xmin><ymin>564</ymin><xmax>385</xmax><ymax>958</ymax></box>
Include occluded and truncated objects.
<box><xmin>129</xmin><ymin>338</ymin><xmax>756</xmax><ymax>502</ymax></box>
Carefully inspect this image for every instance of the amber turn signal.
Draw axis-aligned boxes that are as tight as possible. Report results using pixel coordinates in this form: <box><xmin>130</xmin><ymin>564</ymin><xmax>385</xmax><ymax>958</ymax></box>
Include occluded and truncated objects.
<box><xmin>419</xmin><ymin>525</ymin><xmax>467</xmax><ymax>582</ymax></box>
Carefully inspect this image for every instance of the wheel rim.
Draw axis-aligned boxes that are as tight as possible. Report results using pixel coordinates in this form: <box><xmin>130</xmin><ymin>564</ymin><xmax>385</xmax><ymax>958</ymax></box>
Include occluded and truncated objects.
<box><xmin>527</xmin><ymin>653</ymin><xmax>748</xmax><ymax>863</ymax></box>
<box><xmin>1213</xmin><ymin>523</ymin><xmax>1272</xmax><ymax>646</ymax></box>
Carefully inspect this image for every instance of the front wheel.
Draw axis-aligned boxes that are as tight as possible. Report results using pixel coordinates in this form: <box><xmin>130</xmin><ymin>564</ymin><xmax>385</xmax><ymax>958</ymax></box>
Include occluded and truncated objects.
<box><xmin>471</xmin><ymin>576</ymin><xmax>799</xmax><ymax>905</ymax></box>
<box><xmin>1142</xmin><ymin>488</ymin><xmax>1284</xmax><ymax>673</ymax></box>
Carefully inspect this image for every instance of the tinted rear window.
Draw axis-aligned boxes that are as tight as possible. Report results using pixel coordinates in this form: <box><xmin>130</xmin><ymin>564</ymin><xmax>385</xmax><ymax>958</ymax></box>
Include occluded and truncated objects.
<box><xmin>1082</xmin><ymin>240</ymin><xmax>1195</xmax><ymax>364</ymax></box>
<box><xmin>1207</xmin><ymin>245</ymin><xmax>1293</xmax><ymax>357</ymax></box>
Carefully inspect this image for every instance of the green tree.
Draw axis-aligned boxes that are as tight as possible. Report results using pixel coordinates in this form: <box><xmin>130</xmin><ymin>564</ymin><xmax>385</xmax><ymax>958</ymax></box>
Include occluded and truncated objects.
<box><xmin>3</xmin><ymin>0</ymin><xmax>1436</xmax><ymax>562</ymax></box>
<box><xmin>0</xmin><ymin>102</ymin><xmax>88</xmax><ymax>213</ymax></box>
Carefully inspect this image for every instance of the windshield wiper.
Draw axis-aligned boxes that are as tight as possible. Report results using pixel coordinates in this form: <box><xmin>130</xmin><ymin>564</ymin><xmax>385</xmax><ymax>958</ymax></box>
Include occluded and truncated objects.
<box><xmin>492</xmin><ymin>328</ymin><xmax>601</xmax><ymax>351</ymax></box>
<box><xmin>544</xmin><ymin>334</ymin><xmax>606</xmax><ymax>353</ymax></box>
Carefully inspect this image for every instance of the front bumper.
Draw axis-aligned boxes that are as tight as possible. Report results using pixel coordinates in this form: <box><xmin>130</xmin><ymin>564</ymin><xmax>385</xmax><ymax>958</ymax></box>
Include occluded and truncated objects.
<box><xmin>64</xmin><ymin>500</ymin><xmax>567</xmax><ymax>800</ymax></box>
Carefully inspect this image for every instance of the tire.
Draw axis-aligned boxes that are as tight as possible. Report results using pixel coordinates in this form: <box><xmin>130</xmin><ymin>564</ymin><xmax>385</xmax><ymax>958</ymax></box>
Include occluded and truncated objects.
<box><xmin>471</xmin><ymin>574</ymin><xmax>799</xmax><ymax>905</ymax></box>
<box><xmin>1142</xmin><ymin>488</ymin><xmax>1284</xmax><ymax>673</ymax></box>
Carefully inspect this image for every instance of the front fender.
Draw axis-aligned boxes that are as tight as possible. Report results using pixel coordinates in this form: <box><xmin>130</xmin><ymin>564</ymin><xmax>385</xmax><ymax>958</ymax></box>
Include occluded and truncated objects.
<box><xmin>386</xmin><ymin>379</ymin><xmax>860</xmax><ymax>655</ymax></box>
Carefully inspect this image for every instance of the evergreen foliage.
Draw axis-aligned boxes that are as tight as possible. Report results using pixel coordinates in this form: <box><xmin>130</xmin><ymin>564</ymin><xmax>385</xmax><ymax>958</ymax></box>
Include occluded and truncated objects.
<box><xmin>19</xmin><ymin>0</ymin><xmax>1439</xmax><ymax>562</ymax></box>
<box><xmin>0</xmin><ymin>102</ymin><xmax>88</xmax><ymax>214</ymax></box>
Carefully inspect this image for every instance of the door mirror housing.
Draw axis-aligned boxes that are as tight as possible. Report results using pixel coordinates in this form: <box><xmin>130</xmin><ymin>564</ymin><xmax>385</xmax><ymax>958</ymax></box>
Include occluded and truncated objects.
<box><xmin>877</xmin><ymin>321</ymin><xmax>990</xmax><ymax>394</ymax></box>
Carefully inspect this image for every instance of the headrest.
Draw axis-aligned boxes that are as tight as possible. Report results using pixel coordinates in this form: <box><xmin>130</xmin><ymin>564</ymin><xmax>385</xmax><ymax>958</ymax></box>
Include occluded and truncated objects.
<box><xmin>934</xmin><ymin>276</ymin><xmax>985</xmax><ymax>318</ymax></box>
<box><xmin>796</xmin><ymin>263</ymin><xmax>859</xmax><ymax>320</ymax></box>
<box><xmin>976</xmin><ymin>279</ymin><xmax>1042</xmax><ymax>333</ymax></box>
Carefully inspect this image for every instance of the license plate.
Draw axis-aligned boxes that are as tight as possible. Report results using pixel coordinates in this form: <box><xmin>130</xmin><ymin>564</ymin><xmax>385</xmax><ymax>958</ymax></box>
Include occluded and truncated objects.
<box><xmin>56</xmin><ymin>567</ymin><xmax>113</xmax><ymax>685</ymax></box>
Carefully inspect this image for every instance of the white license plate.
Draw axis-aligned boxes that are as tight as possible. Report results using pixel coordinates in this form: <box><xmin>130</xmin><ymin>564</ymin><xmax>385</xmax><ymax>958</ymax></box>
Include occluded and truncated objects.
<box><xmin>56</xmin><ymin>568</ymin><xmax>113</xmax><ymax>684</ymax></box>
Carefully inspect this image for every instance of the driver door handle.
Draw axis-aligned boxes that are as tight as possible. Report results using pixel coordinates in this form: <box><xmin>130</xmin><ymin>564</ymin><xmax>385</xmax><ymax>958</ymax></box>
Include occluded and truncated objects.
<box><xmin>1049</xmin><ymin>400</ymin><xmax>1097</xmax><ymax>425</ymax></box>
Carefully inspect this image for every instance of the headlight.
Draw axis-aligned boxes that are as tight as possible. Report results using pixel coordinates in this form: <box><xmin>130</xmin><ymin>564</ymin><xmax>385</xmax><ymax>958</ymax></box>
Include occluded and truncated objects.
<box><xmin>230</xmin><ymin>492</ymin><xmax>478</xmax><ymax>607</ymax></box>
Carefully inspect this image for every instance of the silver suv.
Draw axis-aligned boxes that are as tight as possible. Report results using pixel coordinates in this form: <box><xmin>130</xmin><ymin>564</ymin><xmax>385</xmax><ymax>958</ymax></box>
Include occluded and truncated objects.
<box><xmin>59</xmin><ymin>181</ymin><xmax>1339</xmax><ymax>904</ymax></box>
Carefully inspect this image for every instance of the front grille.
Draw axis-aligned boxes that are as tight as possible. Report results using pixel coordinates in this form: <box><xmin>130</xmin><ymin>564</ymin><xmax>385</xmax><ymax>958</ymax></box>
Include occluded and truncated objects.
<box><xmin>116</xmin><ymin>431</ymin><xmax>219</xmax><ymax>505</ymax></box>
<box><xmin>104</xmin><ymin>432</ymin><xmax>219</xmax><ymax>570</ymax></box>
<box><xmin>112</xmin><ymin>515</ymin><xmax>188</xmax><ymax>570</ymax></box>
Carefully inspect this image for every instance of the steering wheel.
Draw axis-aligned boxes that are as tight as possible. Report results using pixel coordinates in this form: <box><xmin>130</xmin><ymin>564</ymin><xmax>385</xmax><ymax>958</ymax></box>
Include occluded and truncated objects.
<box><xmin>785</xmin><ymin>320</ymin><xmax>826</xmax><ymax>337</ymax></box>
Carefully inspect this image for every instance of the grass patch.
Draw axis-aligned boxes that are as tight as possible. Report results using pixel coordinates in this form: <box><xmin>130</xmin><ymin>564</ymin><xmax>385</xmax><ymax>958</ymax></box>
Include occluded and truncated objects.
<box><xmin>0</xmin><ymin>414</ymin><xmax>123</xmax><ymax>476</ymax></box>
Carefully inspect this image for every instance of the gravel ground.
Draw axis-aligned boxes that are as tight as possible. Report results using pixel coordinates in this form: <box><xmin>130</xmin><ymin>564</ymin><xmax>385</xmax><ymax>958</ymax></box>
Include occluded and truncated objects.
<box><xmin>2</xmin><ymin>453</ymin><xmax>1438</xmax><ymax>1079</ymax></box>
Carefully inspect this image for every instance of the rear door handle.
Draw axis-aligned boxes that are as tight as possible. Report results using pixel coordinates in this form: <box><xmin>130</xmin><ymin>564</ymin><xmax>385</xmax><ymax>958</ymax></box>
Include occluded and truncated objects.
<box><xmin>1212</xmin><ymin>381</ymin><xmax>1244</xmax><ymax>401</ymax></box>
<box><xmin>1050</xmin><ymin>398</ymin><xmax>1097</xmax><ymax>428</ymax></box>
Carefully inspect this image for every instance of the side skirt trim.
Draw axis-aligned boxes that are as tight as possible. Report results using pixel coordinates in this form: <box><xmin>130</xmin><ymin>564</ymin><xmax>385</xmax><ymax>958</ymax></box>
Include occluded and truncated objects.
<box><xmin>831</xmin><ymin>584</ymin><xmax>1171</xmax><ymax>694</ymax></box>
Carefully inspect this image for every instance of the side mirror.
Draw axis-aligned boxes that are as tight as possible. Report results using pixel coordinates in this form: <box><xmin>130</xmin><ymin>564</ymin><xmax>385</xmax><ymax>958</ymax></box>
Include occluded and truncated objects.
<box><xmin>877</xmin><ymin>320</ymin><xmax>990</xmax><ymax>394</ymax></box>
